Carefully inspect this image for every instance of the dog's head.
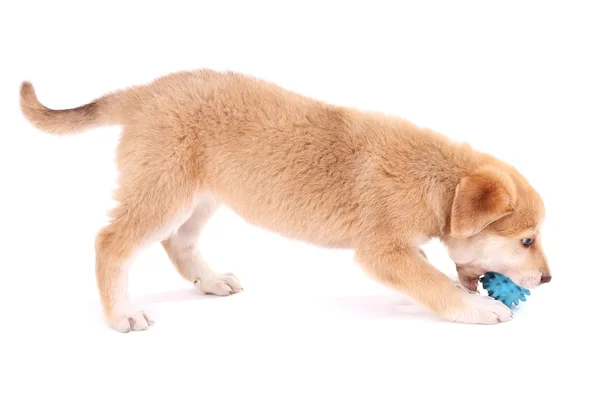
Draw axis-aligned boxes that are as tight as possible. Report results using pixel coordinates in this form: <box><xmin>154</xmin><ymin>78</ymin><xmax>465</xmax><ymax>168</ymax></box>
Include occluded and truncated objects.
<box><xmin>442</xmin><ymin>164</ymin><xmax>551</xmax><ymax>291</ymax></box>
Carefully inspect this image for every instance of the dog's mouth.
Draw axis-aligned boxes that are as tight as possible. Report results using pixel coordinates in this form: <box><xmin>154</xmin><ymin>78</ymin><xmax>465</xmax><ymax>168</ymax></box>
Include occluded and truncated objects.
<box><xmin>458</xmin><ymin>273</ymin><xmax>481</xmax><ymax>292</ymax></box>
<box><xmin>455</xmin><ymin>264</ymin><xmax>487</xmax><ymax>292</ymax></box>
<box><xmin>457</xmin><ymin>265</ymin><xmax>539</xmax><ymax>291</ymax></box>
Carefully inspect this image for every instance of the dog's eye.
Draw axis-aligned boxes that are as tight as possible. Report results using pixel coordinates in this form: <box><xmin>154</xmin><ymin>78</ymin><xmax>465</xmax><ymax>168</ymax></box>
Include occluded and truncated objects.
<box><xmin>521</xmin><ymin>238</ymin><xmax>534</xmax><ymax>247</ymax></box>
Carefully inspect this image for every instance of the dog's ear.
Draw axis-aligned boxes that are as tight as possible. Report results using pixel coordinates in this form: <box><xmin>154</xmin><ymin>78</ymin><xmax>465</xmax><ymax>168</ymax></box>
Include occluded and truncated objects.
<box><xmin>450</xmin><ymin>166</ymin><xmax>517</xmax><ymax>238</ymax></box>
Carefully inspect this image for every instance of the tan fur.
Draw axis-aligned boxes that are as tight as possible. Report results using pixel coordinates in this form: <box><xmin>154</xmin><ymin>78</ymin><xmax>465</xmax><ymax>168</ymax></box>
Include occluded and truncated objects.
<box><xmin>19</xmin><ymin>69</ymin><xmax>551</xmax><ymax>332</ymax></box>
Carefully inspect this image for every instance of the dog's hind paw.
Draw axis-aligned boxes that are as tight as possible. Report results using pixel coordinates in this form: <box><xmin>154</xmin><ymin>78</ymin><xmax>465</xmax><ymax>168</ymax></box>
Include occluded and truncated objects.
<box><xmin>107</xmin><ymin>308</ymin><xmax>154</xmax><ymax>333</ymax></box>
<box><xmin>196</xmin><ymin>273</ymin><xmax>243</xmax><ymax>296</ymax></box>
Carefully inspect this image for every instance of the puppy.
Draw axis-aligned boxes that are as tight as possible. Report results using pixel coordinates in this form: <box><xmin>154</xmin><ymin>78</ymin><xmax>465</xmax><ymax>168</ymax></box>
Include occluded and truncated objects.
<box><xmin>19</xmin><ymin>69</ymin><xmax>551</xmax><ymax>332</ymax></box>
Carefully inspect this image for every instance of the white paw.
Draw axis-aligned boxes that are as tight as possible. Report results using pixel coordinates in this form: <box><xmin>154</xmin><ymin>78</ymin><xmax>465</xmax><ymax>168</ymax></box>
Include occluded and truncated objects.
<box><xmin>196</xmin><ymin>273</ymin><xmax>243</xmax><ymax>296</ymax></box>
<box><xmin>107</xmin><ymin>307</ymin><xmax>154</xmax><ymax>333</ymax></box>
<box><xmin>446</xmin><ymin>294</ymin><xmax>513</xmax><ymax>325</ymax></box>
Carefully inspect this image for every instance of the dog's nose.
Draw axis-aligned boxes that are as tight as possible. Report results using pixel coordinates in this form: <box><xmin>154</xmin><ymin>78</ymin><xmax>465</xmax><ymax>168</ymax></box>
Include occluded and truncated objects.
<box><xmin>540</xmin><ymin>275</ymin><xmax>552</xmax><ymax>284</ymax></box>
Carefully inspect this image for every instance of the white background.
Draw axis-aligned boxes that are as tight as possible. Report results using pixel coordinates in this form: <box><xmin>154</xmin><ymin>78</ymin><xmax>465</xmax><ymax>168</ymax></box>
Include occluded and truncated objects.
<box><xmin>1</xmin><ymin>1</ymin><xmax>598</xmax><ymax>399</ymax></box>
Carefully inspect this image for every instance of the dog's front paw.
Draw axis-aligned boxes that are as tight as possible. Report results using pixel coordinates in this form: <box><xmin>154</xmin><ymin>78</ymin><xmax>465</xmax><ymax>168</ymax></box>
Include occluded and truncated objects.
<box><xmin>196</xmin><ymin>273</ymin><xmax>243</xmax><ymax>296</ymax></box>
<box><xmin>107</xmin><ymin>307</ymin><xmax>154</xmax><ymax>333</ymax></box>
<box><xmin>445</xmin><ymin>293</ymin><xmax>512</xmax><ymax>325</ymax></box>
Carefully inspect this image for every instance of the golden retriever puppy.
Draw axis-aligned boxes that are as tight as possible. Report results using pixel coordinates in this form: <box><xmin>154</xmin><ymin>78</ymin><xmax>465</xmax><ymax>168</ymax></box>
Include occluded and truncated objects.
<box><xmin>19</xmin><ymin>69</ymin><xmax>551</xmax><ymax>332</ymax></box>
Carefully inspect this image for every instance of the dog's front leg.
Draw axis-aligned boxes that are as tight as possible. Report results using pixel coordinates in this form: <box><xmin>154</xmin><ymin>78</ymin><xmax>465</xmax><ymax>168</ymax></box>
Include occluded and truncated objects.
<box><xmin>356</xmin><ymin>243</ymin><xmax>512</xmax><ymax>324</ymax></box>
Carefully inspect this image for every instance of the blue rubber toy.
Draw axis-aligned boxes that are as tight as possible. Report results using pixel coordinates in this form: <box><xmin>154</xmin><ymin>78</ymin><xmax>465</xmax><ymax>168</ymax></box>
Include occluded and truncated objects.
<box><xmin>480</xmin><ymin>272</ymin><xmax>531</xmax><ymax>308</ymax></box>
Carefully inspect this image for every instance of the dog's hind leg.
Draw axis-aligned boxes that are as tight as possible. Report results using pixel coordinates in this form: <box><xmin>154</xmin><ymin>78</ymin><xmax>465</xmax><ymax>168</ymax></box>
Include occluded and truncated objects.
<box><xmin>161</xmin><ymin>194</ymin><xmax>243</xmax><ymax>296</ymax></box>
<box><xmin>95</xmin><ymin>134</ymin><xmax>198</xmax><ymax>332</ymax></box>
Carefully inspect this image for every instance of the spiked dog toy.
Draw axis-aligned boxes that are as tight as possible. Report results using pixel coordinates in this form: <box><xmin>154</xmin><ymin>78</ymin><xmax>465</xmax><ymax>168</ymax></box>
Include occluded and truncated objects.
<box><xmin>480</xmin><ymin>272</ymin><xmax>531</xmax><ymax>308</ymax></box>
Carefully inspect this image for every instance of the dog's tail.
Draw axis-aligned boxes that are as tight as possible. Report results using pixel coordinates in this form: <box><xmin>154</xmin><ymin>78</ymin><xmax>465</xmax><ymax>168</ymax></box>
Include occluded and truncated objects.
<box><xmin>19</xmin><ymin>81</ymin><xmax>125</xmax><ymax>134</ymax></box>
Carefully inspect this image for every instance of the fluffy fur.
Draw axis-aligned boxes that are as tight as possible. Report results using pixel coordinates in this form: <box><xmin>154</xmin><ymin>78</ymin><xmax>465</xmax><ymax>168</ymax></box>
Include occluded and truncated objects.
<box><xmin>19</xmin><ymin>69</ymin><xmax>551</xmax><ymax>332</ymax></box>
